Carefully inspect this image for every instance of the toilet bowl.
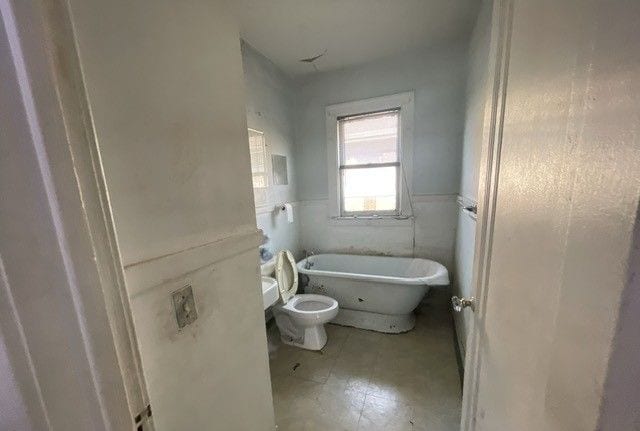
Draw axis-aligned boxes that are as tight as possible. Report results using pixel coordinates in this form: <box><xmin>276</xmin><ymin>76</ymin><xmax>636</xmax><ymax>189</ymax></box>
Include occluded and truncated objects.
<box><xmin>272</xmin><ymin>250</ymin><xmax>338</xmax><ymax>350</ymax></box>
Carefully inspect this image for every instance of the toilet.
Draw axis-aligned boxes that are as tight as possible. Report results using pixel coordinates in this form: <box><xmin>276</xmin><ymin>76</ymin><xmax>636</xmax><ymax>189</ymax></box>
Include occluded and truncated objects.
<box><xmin>272</xmin><ymin>250</ymin><xmax>338</xmax><ymax>350</ymax></box>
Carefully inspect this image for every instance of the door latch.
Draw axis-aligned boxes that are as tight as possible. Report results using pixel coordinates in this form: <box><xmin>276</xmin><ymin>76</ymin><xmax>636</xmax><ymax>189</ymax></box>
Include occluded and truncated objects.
<box><xmin>451</xmin><ymin>296</ymin><xmax>475</xmax><ymax>312</ymax></box>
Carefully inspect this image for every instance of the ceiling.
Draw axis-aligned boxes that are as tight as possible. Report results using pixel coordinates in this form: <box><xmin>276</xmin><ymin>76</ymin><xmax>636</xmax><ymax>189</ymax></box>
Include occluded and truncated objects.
<box><xmin>231</xmin><ymin>0</ymin><xmax>481</xmax><ymax>77</ymax></box>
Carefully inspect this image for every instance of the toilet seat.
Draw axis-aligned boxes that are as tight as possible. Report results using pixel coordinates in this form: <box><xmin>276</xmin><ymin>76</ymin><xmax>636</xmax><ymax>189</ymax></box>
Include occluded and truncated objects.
<box><xmin>275</xmin><ymin>250</ymin><xmax>298</xmax><ymax>304</ymax></box>
<box><xmin>279</xmin><ymin>294</ymin><xmax>338</xmax><ymax>315</ymax></box>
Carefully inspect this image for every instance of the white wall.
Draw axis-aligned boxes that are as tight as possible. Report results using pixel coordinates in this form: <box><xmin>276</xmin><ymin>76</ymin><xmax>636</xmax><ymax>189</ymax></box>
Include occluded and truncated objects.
<box><xmin>453</xmin><ymin>0</ymin><xmax>493</xmax><ymax>357</ymax></box>
<box><xmin>452</xmin><ymin>211</ymin><xmax>477</xmax><ymax>356</ymax></box>
<box><xmin>459</xmin><ymin>0</ymin><xmax>492</xmax><ymax>203</ymax></box>
<box><xmin>242</xmin><ymin>42</ymin><xmax>301</xmax><ymax>257</ymax></box>
<box><xmin>67</xmin><ymin>1</ymin><xmax>275</xmax><ymax>429</ymax></box>
<box><xmin>70</xmin><ymin>2</ymin><xmax>258</xmax><ymax>267</ymax></box>
<box><xmin>299</xmin><ymin>196</ymin><xmax>458</xmax><ymax>268</ymax></box>
<box><xmin>295</xmin><ymin>43</ymin><xmax>467</xmax><ymax>199</ymax></box>
<box><xmin>294</xmin><ymin>43</ymin><xmax>468</xmax><ymax>269</ymax></box>
<box><xmin>473</xmin><ymin>0</ymin><xmax>640</xmax><ymax>429</ymax></box>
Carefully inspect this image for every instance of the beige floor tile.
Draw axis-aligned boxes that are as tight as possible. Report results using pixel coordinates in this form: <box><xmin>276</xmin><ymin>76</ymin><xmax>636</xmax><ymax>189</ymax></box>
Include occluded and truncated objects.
<box><xmin>272</xmin><ymin>375</ymin><xmax>321</xmax><ymax>404</ymax></box>
<box><xmin>342</xmin><ymin>333</ymin><xmax>384</xmax><ymax>357</ymax></box>
<box><xmin>323</xmin><ymin>373</ymin><xmax>370</xmax><ymax>395</ymax></box>
<box><xmin>356</xmin><ymin>394</ymin><xmax>424</xmax><ymax>431</ymax></box>
<box><xmin>325</xmin><ymin>323</ymin><xmax>353</xmax><ymax>340</ymax></box>
<box><xmin>269</xmin><ymin>302</ymin><xmax>462</xmax><ymax>431</ymax></box>
<box><xmin>318</xmin><ymin>324</ymin><xmax>349</xmax><ymax>357</ymax></box>
<box><xmin>337</xmin><ymin>340</ymin><xmax>379</xmax><ymax>369</ymax></box>
<box><xmin>288</xmin><ymin>349</ymin><xmax>336</xmax><ymax>383</ymax></box>
<box><xmin>314</xmin><ymin>385</ymin><xmax>366</xmax><ymax>429</ymax></box>
<box><xmin>345</xmin><ymin>326</ymin><xmax>389</xmax><ymax>345</ymax></box>
<box><xmin>276</xmin><ymin>415</ymin><xmax>351</xmax><ymax>431</ymax></box>
<box><xmin>325</xmin><ymin>355</ymin><xmax>373</xmax><ymax>394</ymax></box>
<box><xmin>410</xmin><ymin>393</ymin><xmax>462</xmax><ymax>431</ymax></box>
<box><xmin>357</xmin><ymin>393</ymin><xmax>460</xmax><ymax>431</ymax></box>
<box><xmin>273</xmin><ymin>375</ymin><xmax>366</xmax><ymax>431</ymax></box>
<box><xmin>367</xmin><ymin>362</ymin><xmax>461</xmax><ymax>407</ymax></box>
<box><xmin>269</xmin><ymin>343</ymin><xmax>302</xmax><ymax>378</ymax></box>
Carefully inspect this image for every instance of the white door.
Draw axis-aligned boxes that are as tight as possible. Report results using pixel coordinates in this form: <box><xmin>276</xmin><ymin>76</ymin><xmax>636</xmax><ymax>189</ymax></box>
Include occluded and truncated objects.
<box><xmin>459</xmin><ymin>1</ymin><xmax>640</xmax><ymax>430</ymax></box>
<box><xmin>0</xmin><ymin>1</ymin><xmax>151</xmax><ymax>429</ymax></box>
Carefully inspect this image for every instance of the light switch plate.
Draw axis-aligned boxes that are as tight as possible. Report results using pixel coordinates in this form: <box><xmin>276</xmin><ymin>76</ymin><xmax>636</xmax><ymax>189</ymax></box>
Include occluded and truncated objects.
<box><xmin>172</xmin><ymin>285</ymin><xmax>197</xmax><ymax>329</ymax></box>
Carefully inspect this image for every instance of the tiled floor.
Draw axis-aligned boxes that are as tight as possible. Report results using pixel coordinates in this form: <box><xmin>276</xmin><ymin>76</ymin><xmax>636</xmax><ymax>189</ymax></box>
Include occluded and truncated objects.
<box><xmin>266</xmin><ymin>294</ymin><xmax>462</xmax><ymax>431</ymax></box>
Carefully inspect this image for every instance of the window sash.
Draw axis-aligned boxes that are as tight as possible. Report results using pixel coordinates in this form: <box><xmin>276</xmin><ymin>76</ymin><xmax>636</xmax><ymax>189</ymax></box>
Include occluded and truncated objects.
<box><xmin>248</xmin><ymin>128</ymin><xmax>269</xmax><ymax>207</ymax></box>
<box><xmin>338</xmin><ymin>110</ymin><xmax>401</xmax><ymax>216</ymax></box>
<box><xmin>339</xmin><ymin>161</ymin><xmax>399</xmax><ymax>170</ymax></box>
<box><xmin>338</xmin><ymin>109</ymin><xmax>400</xmax><ymax>168</ymax></box>
<box><xmin>339</xmin><ymin>165</ymin><xmax>400</xmax><ymax>215</ymax></box>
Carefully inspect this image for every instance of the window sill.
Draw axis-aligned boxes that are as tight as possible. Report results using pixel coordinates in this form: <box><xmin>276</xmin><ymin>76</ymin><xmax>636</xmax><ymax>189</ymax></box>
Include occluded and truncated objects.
<box><xmin>328</xmin><ymin>215</ymin><xmax>413</xmax><ymax>227</ymax></box>
<box><xmin>254</xmin><ymin>204</ymin><xmax>274</xmax><ymax>215</ymax></box>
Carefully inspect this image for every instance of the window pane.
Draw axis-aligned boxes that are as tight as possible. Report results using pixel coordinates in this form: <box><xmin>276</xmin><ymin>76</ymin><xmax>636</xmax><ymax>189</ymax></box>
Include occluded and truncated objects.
<box><xmin>342</xmin><ymin>166</ymin><xmax>397</xmax><ymax>213</ymax></box>
<box><xmin>252</xmin><ymin>173</ymin><xmax>267</xmax><ymax>188</ymax></box>
<box><xmin>249</xmin><ymin>132</ymin><xmax>266</xmax><ymax>176</ymax></box>
<box><xmin>340</xmin><ymin>111</ymin><xmax>399</xmax><ymax>165</ymax></box>
<box><xmin>248</xmin><ymin>129</ymin><xmax>268</xmax><ymax>206</ymax></box>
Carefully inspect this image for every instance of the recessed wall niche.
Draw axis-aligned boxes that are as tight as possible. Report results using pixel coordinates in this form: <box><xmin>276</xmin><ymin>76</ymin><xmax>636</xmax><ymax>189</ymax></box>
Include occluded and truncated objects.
<box><xmin>271</xmin><ymin>154</ymin><xmax>288</xmax><ymax>185</ymax></box>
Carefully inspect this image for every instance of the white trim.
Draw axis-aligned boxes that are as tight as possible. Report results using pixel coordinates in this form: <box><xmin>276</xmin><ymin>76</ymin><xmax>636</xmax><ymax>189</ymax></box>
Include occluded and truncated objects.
<box><xmin>457</xmin><ymin>195</ymin><xmax>478</xmax><ymax>221</ymax></box>
<box><xmin>460</xmin><ymin>1</ymin><xmax>513</xmax><ymax>429</ymax></box>
<box><xmin>326</xmin><ymin>92</ymin><xmax>415</xmax><ymax>219</ymax></box>
<box><xmin>0</xmin><ymin>255</ymin><xmax>51</xmax><ymax>429</ymax></box>
<box><xmin>327</xmin><ymin>216</ymin><xmax>413</xmax><ymax>227</ymax></box>
<box><xmin>256</xmin><ymin>204</ymin><xmax>275</xmax><ymax>215</ymax></box>
<box><xmin>255</xmin><ymin>200</ymin><xmax>300</xmax><ymax>215</ymax></box>
<box><xmin>0</xmin><ymin>0</ymin><xmax>148</xmax><ymax>427</ymax></box>
<box><xmin>298</xmin><ymin>194</ymin><xmax>457</xmax><ymax>206</ymax></box>
<box><xmin>298</xmin><ymin>195</ymin><xmax>457</xmax><ymax>227</ymax></box>
<box><xmin>2</xmin><ymin>3</ymin><xmax>113</xmax><ymax>426</ymax></box>
<box><xmin>412</xmin><ymin>193</ymin><xmax>458</xmax><ymax>203</ymax></box>
<box><xmin>254</xmin><ymin>204</ymin><xmax>276</xmax><ymax>215</ymax></box>
<box><xmin>124</xmin><ymin>229</ymin><xmax>263</xmax><ymax>295</ymax></box>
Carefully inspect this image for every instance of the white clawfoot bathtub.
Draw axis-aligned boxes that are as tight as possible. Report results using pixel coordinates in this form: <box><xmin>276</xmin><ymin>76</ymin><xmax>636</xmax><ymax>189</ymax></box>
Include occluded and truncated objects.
<box><xmin>297</xmin><ymin>254</ymin><xmax>449</xmax><ymax>333</ymax></box>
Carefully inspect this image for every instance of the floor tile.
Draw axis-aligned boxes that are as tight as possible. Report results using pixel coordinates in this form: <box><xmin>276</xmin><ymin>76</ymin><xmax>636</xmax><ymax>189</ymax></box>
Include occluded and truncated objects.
<box><xmin>356</xmin><ymin>394</ymin><xmax>424</xmax><ymax>431</ymax></box>
<box><xmin>268</xmin><ymin>301</ymin><xmax>462</xmax><ymax>431</ymax></box>
<box><xmin>288</xmin><ymin>349</ymin><xmax>336</xmax><ymax>383</ymax></box>
<box><xmin>357</xmin><ymin>393</ymin><xmax>459</xmax><ymax>431</ymax></box>
<box><xmin>269</xmin><ymin>344</ymin><xmax>302</xmax><ymax>378</ymax></box>
<box><xmin>318</xmin><ymin>324</ymin><xmax>349</xmax><ymax>357</ymax></box>
<box><xmin>273</xmin><ymin>375</ymin><xmax>365</xmax><ymax>430</ymax></box>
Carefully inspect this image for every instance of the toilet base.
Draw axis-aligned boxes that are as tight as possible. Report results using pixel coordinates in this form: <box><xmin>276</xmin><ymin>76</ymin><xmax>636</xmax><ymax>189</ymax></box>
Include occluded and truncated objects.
<box><xmin>280</xmin><ymin>325</ymin><xmax>327</xmax><ymax>351</ymax></box>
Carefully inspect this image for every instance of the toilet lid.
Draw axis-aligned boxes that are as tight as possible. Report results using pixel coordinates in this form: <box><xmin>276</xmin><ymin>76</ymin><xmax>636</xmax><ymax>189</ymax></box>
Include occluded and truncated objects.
<box><xmin>275</xmin><ymin>250</ymin><xmax>298</xmax><ymax>304</ymax></box>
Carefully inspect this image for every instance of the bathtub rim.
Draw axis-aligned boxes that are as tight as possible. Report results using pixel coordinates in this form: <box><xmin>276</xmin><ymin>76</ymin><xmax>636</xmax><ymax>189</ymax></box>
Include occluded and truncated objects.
<box><xmin>297</xmin><ymin>253</ymin><xmax>450</xmax><ymax>286</ymax></box>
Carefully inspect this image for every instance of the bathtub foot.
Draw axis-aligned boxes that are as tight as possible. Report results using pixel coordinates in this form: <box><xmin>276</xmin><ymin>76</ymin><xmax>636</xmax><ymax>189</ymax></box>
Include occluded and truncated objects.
<box><xmin>331</xmin><ymin>308</ymin><xmax>416</xmax><ymax>333</ymax></box>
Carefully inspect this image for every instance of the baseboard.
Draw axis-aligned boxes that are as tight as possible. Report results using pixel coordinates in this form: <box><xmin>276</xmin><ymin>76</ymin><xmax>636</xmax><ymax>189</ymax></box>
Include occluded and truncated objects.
<box><xmin>451</xmin><ymin>311</ymin><xmax>465</xmax><ymax>391</ymax></box>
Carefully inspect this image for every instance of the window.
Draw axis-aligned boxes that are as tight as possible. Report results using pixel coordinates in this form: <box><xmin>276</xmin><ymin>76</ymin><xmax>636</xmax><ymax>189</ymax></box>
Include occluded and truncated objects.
<box><xmin>248</xmin><ymin>128</ymin><xmax>268</xmax><ymax>207</ymax></box>
<box><xmin>326</xmin><ymin>92</ymin><xmax>414</xmax><ymax>219</ymax></box>
<box><xmin>338</xmin><ymin>110</ymin><xmax>400</xmax><ymax>215</ymax></box>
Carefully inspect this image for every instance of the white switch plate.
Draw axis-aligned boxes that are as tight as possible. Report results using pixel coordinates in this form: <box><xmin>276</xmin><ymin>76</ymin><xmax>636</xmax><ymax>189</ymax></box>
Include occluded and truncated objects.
<box><xmin>172</xmin><ymin>285</ymin><xmax>197</xmax><ymax>329</ymax></box>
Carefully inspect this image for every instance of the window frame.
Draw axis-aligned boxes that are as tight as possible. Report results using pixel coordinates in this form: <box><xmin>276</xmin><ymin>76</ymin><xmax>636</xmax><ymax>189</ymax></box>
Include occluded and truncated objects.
<box><xmin>337</xmin><ymin>109</ymin><xmax>402</xmax><ymax>216</ymax></box>
<box><xmin>326</xmin><ymin>92</ymin><xmax>414</xmax><ymax>220</ymax></box>
<box><xmin>247</xmin><ymin>128</ymin><xmax>271</xmax><ymax>210</ymax></box>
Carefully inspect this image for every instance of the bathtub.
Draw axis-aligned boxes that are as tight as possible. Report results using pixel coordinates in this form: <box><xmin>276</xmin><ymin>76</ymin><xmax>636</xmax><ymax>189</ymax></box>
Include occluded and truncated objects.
<box><xmin>297</xmin><ymin>254</ymin><xmax>449</xmax><ymax>333</ymax></box>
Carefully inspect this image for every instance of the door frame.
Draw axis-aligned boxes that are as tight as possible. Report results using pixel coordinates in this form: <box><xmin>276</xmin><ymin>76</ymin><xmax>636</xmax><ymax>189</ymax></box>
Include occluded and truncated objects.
<box><xmin>1</xmin><ymin>0</ymin><xmax>150</xmax><ymax>427</ymax></box>
<box><xmin>460</xmin><ymin>0</ymin><xmax>514</xmax><ymax>429</ymax></box>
